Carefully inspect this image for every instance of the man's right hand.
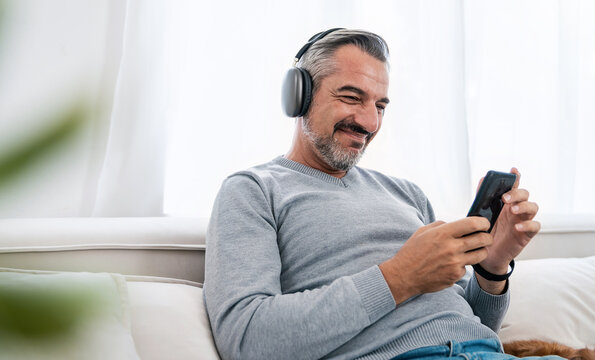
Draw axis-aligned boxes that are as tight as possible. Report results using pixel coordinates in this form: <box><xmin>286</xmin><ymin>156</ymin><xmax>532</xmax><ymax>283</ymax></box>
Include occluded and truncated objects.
<box><xmin>379</xmin><ymin>217</ymin><xmax>492</xmax><ymax>305</ymax></box>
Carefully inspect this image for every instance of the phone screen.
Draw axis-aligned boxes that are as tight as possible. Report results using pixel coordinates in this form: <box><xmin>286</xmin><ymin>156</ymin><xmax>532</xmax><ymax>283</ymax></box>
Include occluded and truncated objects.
<box><xmin>467</xmin><ymin>170</ymin><xmax>517</xmax><ymax>233</ymax></box>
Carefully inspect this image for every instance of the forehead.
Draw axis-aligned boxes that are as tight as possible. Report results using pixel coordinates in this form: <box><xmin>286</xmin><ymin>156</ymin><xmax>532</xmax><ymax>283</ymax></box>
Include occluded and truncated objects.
<box><xmin>324</xmin><ymin>45</ymin><xmax>389</xmax><ymax>96</ymax></box>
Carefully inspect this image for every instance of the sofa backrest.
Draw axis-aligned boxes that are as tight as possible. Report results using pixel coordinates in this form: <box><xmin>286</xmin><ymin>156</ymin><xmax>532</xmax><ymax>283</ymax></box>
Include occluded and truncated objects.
<box><xmin>0</xmin><ymin>217</ymin><xmax>208</xmax><ymax>284</ymax></box>
<box><xmin>2</xmin><ymin>216</ymin><xmax>594</xmax><ymax>285</ymax></box>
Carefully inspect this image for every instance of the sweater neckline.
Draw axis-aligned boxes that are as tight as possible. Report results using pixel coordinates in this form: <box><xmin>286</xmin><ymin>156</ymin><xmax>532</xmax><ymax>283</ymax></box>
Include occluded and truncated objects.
<box><xmin>274</xmin><ymin>156</ymin><xmax>353</xmax><ymax>187</ymax></box>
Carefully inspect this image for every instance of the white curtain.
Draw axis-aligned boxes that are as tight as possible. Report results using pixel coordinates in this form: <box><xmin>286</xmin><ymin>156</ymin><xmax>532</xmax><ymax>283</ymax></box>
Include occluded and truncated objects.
<box><xmin>4</xmin><ymin>0</ymin><xmax>591</xmax><ymax>224</ymax></box>
<box><xmin>160</xmin><ymin>0</ymin><xmax>474</xmax><ymax>221</ymax></box>
<box><xmin>92</xmin><ymin>0</ymin><xmax>173</xmax><ymax>216</ymax></box>
<box><xmin>464</xmin><ymin>0</ymin><xmax>595</xmax><ymax>225</ymax></box>
<box><xmin>0</xmin><ymin>0</ymin><xmax>125</xmax><ymax>218</ymax></box>
<box><xmin>131</xmin><ymin>0</ymin><xmax>593</xmax><ymax>224</ymax></box>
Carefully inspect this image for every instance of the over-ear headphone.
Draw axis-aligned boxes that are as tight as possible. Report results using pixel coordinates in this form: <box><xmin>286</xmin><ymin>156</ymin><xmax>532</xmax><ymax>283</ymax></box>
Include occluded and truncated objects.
<box><xmin>281</xmin><ymin>28</ymin><xmax>345</xmax><ymax>117</ymax></box>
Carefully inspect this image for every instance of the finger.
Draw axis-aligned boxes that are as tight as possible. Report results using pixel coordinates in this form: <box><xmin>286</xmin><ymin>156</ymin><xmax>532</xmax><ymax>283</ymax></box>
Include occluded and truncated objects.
<box><xmin>443</xmin><ymin>217</ymin><xmax>491</xmax><ymax>238</ymax></box>
<box><xmin>503</xmin><ymin>188</ymin><xmax>530</xmax><ymax>204</ymax></box>
<box><xmin>510</xmin><ymin>167</ymin><xmax>521</xmax><ymax>189</ymax></box>
<box><xmin>462</xmin><ymin>231</ymin><xmax>493</xmax><ymax>253</ymax></box>
<box><xmin>510</xmin><ymin>201</ymin><xmax>539</xmax><ymax>217</ymax></box>
<box><xmin>412</xmin><ymin>220</ymin><xmax>446</xmax><ymax>237</ymax></box>
<box><xmin>463</xmin><ymin>246</ymin><xmax>489</xmax><ymax>266</ymax></box>
<box><xmin>515</xmin><ymin>220</ymin><xmax>541</xmax><ymax>237</ymax></box>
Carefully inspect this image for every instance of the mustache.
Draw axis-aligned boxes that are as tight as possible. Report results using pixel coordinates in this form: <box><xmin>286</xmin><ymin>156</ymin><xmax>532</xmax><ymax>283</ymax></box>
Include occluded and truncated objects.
<box><xmin>333</xmin><ymin>120</ymin><xmax>374</xmax><ymax>140</ymax></box>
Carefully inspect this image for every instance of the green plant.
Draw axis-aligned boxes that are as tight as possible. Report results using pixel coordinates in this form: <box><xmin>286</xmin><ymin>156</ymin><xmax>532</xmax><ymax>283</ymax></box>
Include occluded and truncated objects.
<box><xmin>0</xmin><ymin>1</ymin><xmax>89</xmax><ymax>190</ymax></box>
<box><xmin>0</xmin><ymin>103</ymin><xmax>87</xmax><ymax>189</ymax></box>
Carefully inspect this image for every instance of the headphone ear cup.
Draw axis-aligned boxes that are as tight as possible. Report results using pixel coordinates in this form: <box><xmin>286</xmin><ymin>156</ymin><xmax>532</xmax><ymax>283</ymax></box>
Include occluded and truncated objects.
<box><xmin>281</xmin><ymin>67</ymin><xmax>313</xmax><ymax>117</ymax></box>
<box><xmin>281</xmin><ymin>68</ymin><xmax>303</xmax><ymax>117</ymax></box>
<box><xmin>298</xmin><ymin>68</ymin><xmax>313</xmax><ymax>117</ymax></box>
<box><xmin>283</xmin><ymin>28</ymin><xmax>344</xmax><ymax>117</ymax></box>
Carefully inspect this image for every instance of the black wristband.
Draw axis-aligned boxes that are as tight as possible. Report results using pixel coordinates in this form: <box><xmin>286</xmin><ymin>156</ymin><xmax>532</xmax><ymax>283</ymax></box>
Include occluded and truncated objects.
<box><xmin>473</xmin><ymin>260</ymin><xmax>515</xmax><ymax>282</ymax></box>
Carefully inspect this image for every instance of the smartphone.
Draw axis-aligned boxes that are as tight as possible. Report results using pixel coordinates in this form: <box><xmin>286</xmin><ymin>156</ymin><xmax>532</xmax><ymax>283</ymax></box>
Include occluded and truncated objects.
<box><xmin>467</xmin><ymin>170</ymin><xmax>517</xmax><ymax>233</ymax></box>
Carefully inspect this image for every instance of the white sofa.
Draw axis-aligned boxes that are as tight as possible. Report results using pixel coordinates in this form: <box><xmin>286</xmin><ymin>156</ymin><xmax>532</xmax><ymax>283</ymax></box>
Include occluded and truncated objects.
<box><xmin>0</xmin><ymin>217</ymin><xmax>594</xmax><ymax>359</ymax></box>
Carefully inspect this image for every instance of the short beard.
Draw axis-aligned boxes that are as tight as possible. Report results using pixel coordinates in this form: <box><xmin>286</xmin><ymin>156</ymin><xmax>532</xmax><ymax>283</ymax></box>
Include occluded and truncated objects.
<box><xmin>302</xmin><ymin>117</ymin><xmax>367</xmax><ymax>172</ymax></box>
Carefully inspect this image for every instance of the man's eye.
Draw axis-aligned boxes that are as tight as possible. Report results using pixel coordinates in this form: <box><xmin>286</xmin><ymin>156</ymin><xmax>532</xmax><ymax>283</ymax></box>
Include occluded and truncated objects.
<box><xmin>377</xmin><ymin>105</ymin><xmax>386</xmax><ymax>114</ymax></box>
<box><xmin>341</xmin><ymin>96</ymin><xmax>359</xmax><ymax>103</ymax></box>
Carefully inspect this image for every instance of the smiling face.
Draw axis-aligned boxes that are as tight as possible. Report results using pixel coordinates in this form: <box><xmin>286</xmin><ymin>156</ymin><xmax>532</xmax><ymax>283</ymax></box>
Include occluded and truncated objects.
<box><xmin>286</xmin><ymin>45</ymin><xmax>390</xmax><ymax>177</ymax></box>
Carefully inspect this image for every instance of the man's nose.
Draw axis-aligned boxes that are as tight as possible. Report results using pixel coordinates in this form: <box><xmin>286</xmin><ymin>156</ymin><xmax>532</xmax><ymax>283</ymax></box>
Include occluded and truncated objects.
<box><xmin>355</xmin><ymin>103</ymin><xmax>380</xmax><ymax>134</ymax></box>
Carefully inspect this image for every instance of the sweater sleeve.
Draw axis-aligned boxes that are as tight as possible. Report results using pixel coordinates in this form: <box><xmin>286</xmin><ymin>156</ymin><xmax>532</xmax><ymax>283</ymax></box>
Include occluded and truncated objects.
<box><xmin>203</xmin><ymin>174</ymin><xmax>396</xmax><ymax>360</ymax></box>
<box><xmin>463</xmin><ymin>271</ymin><xmax>510</xmax><ymax>332</ymax></box>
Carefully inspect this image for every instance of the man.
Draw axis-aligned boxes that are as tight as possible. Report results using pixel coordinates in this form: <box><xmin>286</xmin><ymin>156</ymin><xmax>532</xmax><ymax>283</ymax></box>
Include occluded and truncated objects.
<box><xmin>204</xmin><ymin>29</ymin><xmax>543</xmax><ymax>360</ymax></box>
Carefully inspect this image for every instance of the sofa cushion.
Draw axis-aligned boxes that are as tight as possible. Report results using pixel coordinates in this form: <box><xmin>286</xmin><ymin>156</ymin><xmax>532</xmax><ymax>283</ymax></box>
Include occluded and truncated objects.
<box><xmin>0</xmin><ymin>268</ymin><xmax>139</xmax><ymax>360</ymax></box>
<box><xmin>499</xmin><ymin>256</ymin><xmax>595</xmax><ymax>348</ymax></box>
<box><xmin>125</xmin><ymin>276</ymin><xmax>220</xmax><ymax>360</ymax></box>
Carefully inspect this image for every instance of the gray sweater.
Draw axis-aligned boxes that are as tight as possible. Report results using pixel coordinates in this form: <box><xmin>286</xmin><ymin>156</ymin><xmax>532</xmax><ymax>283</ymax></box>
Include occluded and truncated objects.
<box><xmin>204</xmin><ymin>156</ymin><xmax>509</xmax><ymax>360</ymax></box>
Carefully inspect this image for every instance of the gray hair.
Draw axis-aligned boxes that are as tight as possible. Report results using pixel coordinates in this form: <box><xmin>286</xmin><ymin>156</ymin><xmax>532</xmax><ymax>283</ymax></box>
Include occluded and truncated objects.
<box><xmin>297</xmin><ymin>29</ymin><xmax>390</xmax><ymax>100</ymax></box>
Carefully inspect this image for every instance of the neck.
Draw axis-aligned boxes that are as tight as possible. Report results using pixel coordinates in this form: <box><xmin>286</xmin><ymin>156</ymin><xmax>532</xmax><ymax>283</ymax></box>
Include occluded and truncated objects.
<box><xmin>285</xmin><ymin>122</ymin><xmax>348</xmax><ymax>178</ymax></box>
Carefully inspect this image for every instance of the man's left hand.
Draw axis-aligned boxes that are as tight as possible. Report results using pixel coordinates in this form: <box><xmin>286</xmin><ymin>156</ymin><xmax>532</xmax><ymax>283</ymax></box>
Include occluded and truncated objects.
<box><xmin>478</xmin><ymin>167</ymin><xmax>540</xmax><ymax>283</ymax></box>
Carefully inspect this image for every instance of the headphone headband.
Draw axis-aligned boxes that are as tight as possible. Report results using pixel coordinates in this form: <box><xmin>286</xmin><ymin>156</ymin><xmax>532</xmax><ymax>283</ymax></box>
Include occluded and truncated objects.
<box><xmin>293</xmin><ymin>28</ymin><xmax>345</xmax><ymax>64</ymax></box>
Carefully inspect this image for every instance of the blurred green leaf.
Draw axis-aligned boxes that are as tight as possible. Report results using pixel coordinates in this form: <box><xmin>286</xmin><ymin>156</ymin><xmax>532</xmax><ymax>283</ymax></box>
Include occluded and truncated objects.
<box><xmin>0</xmin><ymin>103</ymin><xmax>88</xmax><ymax>189</ymax></box>
<box><xmin>0</xmin><ymin>282</ymin><xmax>100</xmax><ymax>338</ymax></box>
<box><xmin>0</xmin><ymin>271</ymin><xmax>114</xmax><ymax>340</ymax></box>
